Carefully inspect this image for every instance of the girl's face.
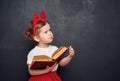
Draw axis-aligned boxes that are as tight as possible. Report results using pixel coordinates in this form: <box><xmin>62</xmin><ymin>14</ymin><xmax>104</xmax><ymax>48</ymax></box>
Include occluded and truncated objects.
<box><xmin>35</xmin><ymin>23</ymin><xmax>53</xmax><ymax>45</ymax></box>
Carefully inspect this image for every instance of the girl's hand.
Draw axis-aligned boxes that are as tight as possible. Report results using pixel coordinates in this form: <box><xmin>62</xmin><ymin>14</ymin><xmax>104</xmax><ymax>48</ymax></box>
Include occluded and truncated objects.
<box><xmin>69</xmin><ymin>46</ymin><xmax>75</xmax><ymax>57</ymax></box>
<box><xmin>46</xmin><ymin>62</ymin><xmax>57</xmax><ymax>73</ymax></box>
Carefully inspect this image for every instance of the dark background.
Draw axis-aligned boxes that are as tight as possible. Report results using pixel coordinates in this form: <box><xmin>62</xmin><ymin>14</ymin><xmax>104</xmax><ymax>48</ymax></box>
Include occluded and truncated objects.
<box><xmin>0</xmin><ymin>0</ymin><xmax>120</xmax><ymax>81</ymax></box>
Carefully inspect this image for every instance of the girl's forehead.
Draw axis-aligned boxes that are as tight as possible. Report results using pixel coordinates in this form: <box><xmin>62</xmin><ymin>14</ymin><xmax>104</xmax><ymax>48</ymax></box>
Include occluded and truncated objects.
<box><xmin>40</xmin><ymin>23</ymin><xmax>51</xmax><ymax>31</ymax></box>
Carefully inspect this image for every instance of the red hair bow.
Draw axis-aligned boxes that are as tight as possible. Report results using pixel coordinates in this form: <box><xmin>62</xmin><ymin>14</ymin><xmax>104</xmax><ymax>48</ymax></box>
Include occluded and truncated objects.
<box><xmin>32</xmin><ymin>10</ymin><xmax>46</xmax><ymax>35</ymax></box>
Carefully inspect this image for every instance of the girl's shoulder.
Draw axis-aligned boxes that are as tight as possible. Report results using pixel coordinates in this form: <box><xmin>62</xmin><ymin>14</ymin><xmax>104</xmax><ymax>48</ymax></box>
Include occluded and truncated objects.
<box><xmin>49</xmin><ymin>45</ymin><xmax>58</xmax><ymax>49</ymax></box>
<box><xmin>27</xmin><ymin>46</ymin><xmax>41</xmax><ymax>55</ymax></box>
<box><xmin>28</xmin><ymin>45</ymin><xmax>58</xmax><ymax>54</ymax></box>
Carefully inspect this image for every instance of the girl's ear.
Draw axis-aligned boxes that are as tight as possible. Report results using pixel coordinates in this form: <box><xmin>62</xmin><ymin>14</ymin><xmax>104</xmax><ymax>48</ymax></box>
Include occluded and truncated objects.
<box><xmin>33</xmin><ymin>36</ymin><xmax>40</xmax><ymax>42</ymax></box>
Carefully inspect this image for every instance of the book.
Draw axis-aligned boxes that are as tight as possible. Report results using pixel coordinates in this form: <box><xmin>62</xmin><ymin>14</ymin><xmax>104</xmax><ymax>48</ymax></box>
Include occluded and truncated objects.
<box><xmin>30</xmin><ymin>46</ymin><xmax>68</xmax><ymax>70</ymax></box>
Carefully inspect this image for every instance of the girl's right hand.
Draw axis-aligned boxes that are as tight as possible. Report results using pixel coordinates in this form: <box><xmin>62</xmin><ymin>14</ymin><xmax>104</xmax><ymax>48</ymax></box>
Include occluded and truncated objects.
<box><xmin>46</xmin><ymin>62</ymin><xmax>57</xmax><ymax>73</ymax></box>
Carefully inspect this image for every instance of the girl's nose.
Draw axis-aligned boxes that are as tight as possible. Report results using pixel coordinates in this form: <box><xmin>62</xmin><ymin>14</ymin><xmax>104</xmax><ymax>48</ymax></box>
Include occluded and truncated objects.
<box><xmin>49</xmin><ymin>31</ymin><xmax>52</xmax><ymax>35</ymax></box>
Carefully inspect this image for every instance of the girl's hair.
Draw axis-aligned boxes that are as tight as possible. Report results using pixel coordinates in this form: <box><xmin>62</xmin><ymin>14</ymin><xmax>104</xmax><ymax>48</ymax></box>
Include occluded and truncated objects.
<box><xmin>25</xmin><ymin>20</ymin><xmax>48</xmax><ymax>40</ymax></box>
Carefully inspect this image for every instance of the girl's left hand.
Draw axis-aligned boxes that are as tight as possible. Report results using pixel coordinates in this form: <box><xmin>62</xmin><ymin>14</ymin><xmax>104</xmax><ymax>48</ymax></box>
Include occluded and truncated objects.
<box><xmin>69</xmin><ymin>46</ymin><xmax>75</xmax><ymax>57</ymax></box>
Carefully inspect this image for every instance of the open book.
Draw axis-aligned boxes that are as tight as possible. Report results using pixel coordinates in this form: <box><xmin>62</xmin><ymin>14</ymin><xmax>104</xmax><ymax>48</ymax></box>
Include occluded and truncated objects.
<box><xmin>30</xmin><ymin>46</ymin><xmax>68</xmax><ymax>70</ymax></box>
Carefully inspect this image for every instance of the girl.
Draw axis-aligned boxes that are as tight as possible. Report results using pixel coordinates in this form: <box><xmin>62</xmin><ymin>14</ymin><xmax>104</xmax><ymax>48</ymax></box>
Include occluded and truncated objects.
<box><xmin>25</xmin><ymin>10</ymin><xmax>75</xmax><ymax>81</ymax></box>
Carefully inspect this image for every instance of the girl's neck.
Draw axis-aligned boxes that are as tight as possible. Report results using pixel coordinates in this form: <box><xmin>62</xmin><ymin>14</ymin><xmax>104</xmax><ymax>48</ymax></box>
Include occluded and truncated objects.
<box><xmin>37</xmin><ymin>43</ymin><xmax>49</xmax><ymax>48</ymax></box>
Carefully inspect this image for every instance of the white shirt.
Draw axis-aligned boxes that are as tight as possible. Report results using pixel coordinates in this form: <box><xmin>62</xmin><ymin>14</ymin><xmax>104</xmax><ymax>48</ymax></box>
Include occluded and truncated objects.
<box><xmin>27</xmin><ymin>45</ymin><xmax>58</xmax><ymax>71</ymax></box>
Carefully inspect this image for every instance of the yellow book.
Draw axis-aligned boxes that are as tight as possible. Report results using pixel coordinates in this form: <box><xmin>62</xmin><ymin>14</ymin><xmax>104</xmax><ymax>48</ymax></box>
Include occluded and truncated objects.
<box><xmin>30</xmin><ymin>46</ymin><xmax>68</xmax><ymax>70</ymax></box>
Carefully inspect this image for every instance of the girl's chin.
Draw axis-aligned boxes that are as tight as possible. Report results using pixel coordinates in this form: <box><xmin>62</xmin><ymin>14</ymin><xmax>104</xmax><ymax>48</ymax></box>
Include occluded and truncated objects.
<box><xmin>48</xmin><ymin>40</ymin><xmax>53</xmax><ymax>43</ymax></box>
<box><xmin>49</xmin><ymin>40</ymin><xmax>53</xmax><ymax>43</ymax></box>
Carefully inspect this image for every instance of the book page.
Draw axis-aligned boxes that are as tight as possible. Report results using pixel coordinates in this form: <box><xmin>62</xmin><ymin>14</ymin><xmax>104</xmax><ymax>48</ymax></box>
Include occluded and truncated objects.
<box><xmin>52</xmin><ymin>46</ymin><xmax>68</xmax><ymax>60</ymax></box>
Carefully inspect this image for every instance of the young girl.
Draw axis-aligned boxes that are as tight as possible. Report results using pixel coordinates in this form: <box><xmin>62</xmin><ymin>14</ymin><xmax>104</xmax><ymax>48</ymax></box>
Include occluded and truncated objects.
<box><xmin>25</xmin><ymin>10</ymin><xmax>75</xmax><ymax>81</ymax></box>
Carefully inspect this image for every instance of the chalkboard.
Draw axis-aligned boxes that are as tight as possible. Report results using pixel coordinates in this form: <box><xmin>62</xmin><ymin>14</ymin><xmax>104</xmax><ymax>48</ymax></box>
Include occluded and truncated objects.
<box><xmin>0</xmin><ymin>0</ymin><xmax>120</xmax><ymax>81</ymax></box>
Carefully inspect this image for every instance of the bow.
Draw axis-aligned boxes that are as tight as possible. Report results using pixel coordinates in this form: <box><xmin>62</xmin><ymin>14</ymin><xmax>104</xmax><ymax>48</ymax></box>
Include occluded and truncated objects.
<box><xmin>32</xmin><ymin>10</ymin><xmax>46</xmax><ymax>35</ymax></box>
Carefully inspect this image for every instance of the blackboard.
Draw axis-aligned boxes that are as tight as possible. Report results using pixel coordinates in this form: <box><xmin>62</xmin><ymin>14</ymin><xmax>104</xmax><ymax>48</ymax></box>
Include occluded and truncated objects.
<box><xmin>0</xmin><ymin>0</ymin><xmax>120</xmax><ymax>81</ymax></box>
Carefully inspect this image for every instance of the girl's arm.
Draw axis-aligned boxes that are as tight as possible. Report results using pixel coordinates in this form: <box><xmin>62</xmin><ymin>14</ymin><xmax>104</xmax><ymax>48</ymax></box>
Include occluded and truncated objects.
<box><xmin>28</xmin><ymin>62</ymin><xmax>57</xmax><ymax>76</ymax></box>
<box><xmin>59</xmin><ymin>46</ymin><xmax>75</xmax><ymax>67</ymax></box>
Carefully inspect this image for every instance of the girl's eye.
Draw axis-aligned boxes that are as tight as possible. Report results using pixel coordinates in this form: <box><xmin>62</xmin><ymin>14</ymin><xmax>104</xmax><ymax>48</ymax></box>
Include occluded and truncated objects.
<box><xmin>49</xmin><ymin>29</ymin><xmax>52</xmax><ymax>31</ymax></box>
<box><xmin>44</xmin><ymin>29</ymin><xmax>52</xmax><ymax>33</ymax></box>
<box><xmin>45</xmin><ymin>31</ymin><xmax>47</xmax><ymax>33</ymax></box>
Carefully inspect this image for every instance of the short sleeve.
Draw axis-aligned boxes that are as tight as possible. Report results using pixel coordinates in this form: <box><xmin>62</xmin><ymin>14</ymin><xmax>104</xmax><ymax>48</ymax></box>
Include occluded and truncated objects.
<box><xmin>27</xmin><ymin>52</ymin><xmax>34</xmax><ymax>64</ymax></box>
